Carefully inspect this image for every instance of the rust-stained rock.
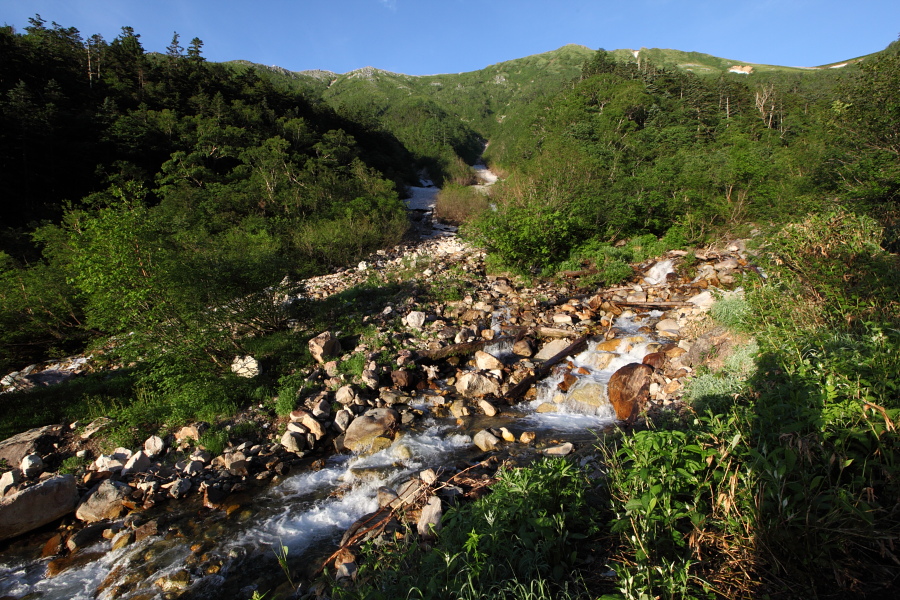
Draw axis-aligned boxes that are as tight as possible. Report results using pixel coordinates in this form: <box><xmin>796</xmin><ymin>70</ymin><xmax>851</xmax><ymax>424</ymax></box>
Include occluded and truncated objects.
<box><xmin>642</xmin><ymin>352</ymin><xmax>667</xmax><ymax>370</ymax></box>
<box><xmin>607</xmin><ymin>363</ymin><xmax>653</xmax><ymax>421</ymax></box>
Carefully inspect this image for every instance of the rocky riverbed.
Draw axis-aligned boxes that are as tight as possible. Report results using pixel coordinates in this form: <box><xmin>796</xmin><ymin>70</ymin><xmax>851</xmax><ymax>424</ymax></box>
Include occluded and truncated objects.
<box><xmin>0</xmin><ymin>178</ymin><xmax>758</xmax><ymax>599</ymax></box>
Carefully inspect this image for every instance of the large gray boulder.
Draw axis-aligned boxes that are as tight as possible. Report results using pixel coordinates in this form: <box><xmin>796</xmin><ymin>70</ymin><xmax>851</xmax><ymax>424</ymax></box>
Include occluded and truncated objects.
<box><xmin>343</xmin><ymin>408</ymin><xmax>400</xmax><ymax>453</ymax></box>
<box><xmin>0</xmin><ymin>425</ymin><xmax>58</xmax><ymax>468</ymax></box>
<box><xmin>0</xmin><ymin>474</ymin><xmax>78</xmax><ymax>540</ymax></box>
<box><xmin>75</xmin><ymin>480</ymin><xmax>132</xmax><ymax>523</ymax></box>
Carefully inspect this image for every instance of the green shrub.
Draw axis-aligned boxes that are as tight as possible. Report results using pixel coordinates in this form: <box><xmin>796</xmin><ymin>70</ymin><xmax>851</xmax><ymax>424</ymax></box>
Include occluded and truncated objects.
<box><xmin>331</xmin><ymin>458</ymin><xmax>597</xmax><ymax>600</ymax></box>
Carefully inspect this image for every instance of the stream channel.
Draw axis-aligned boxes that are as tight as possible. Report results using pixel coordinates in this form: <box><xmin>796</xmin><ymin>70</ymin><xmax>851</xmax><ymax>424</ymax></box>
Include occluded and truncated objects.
<box><xmin>0</xmin><ymin>167</ymin><xmax>675</xmax><ymax>599</ymax></box>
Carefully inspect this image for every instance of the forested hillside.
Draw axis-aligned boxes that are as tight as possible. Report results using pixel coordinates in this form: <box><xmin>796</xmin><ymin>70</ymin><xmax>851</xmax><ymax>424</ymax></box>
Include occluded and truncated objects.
<box><xmin>0</xmin><ymin>17</ymin><xmax>418</xmax><ymax>373</ymax></box>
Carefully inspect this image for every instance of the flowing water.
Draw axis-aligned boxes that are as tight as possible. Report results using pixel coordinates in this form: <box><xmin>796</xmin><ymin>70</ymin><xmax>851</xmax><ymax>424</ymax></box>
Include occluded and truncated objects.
<box><xmin>0</xmin><ymin>310</ymin><xmax>670</xmax><ymax>599</ymax></box>
<box><xmin>0</xmin><ymin>167</ymin><xmax>676</xmax><ymax>598</ymax></box>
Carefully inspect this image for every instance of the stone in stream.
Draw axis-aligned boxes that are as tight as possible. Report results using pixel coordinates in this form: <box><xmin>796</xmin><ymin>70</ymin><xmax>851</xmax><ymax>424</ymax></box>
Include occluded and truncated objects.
<box><xmin>512</xmin><ymin>338</ymin><xmax>534</xmax><ymax>357</ymax></box>
<box><xmin>0</xmin><ymin>474</ymin><xmax>79</xmax><ymax>541</ymax></box>
<box><xmin>455</xmin><ymin>372</ymin><xmax>500</xmax><ymax>398</ymax></box>
<box><xmin>76</xmin><ymin>479</ymin><xmax>132</xmax><ymax>523</ymax></box>
<box><xmin>607</xmin><ymin>363</ymin><xmax>654</xmax><ymax>421</ymax></box>
<box><xmin>474</xmin><ymin>350</ymin><xmax>503</xmax><ymax>371</ymax></box>
<box><xmin>473</xmin><ymin>429</ymin><xmax>500</xmax><ymax>452</ymax></box>
<box><xmin>478</xmin><ymin>399</ymin><xmax>498</xmax><ymax>417</ymax></box>
<box><xmin>544</xmin><ymin>442</ymin><xmax>574</xmax><ymax>457</ymax></box>
<box><xmin>534</xmin><ymin>339</ymin><xmax>570</xmax><ymax>361</ymax></box>
<box><xmin>342</xmin><ymin>408</ymin><xmax>400</xmax><ymax>453</ymax></box>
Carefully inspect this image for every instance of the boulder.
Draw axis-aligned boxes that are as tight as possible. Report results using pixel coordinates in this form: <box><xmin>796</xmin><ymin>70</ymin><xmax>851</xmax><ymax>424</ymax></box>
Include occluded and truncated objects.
<box><xmin>308</xmin><ymin>331</ymin><xmax>341</xmax><ymax>364</ymax></box>
<box><xmin>0</xmin><ymin>425</ymin><xmax>58</xmax><ymax>467</ymax></box>
<box><xmin>343</xmin><ymin>408</ymin><xmax>400</xmax><ymax>453</ymax></box>
<box><xmin>607</xmin><ymin>363</ymin><xmax>653</xmax><ymax>421</ymax></box>
<box><xmin>290</xmin><ymin>410</ymin><xmax>326</xmax><ymax>440</ymax></box>
<box><xmin>642</xmin><ymin>352</ymin><xmax>667</xmax><ymax>370</ymax></box>
<box><xmin>335</xmin><ymin>385</ymin><xmax>358</xmax><ymax>405</ymax></box>
<box><xmin>121</xmin><ymin>451</ymin><xmax>151</xmax><ymax>476</ymax></box>
<box><xmin>0</xmin><ymin>474</ymin><xmax>78</xmax><ymax>541</ymax></box>
<box><xmin>76</xmin><ymin>479</ymin><xmax>132</xmax><ymax>523</ymax></box>
<box><xmin>455</xmin><ymin>372</ymin><xmax>500</xmax><ymax>398</ymax></box>
<box><xmin>280</xmin><ymin>431</ymin><xmax>305</xmax><ymax>453</ymax></box>
<box><xmin>334</xmin><ymin>409</ymin><xmax>353</xmax><ymax>432</ymax></box>
<box><xmin>167</xmin><ymin>478</ymin><xmax>192</xmax><ymax>499</ymax></box>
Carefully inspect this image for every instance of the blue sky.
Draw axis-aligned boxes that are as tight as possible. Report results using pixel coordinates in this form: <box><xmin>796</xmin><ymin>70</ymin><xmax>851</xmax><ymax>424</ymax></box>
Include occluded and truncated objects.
<box><xmin>2</xmin><ymin>0</ymin><xmax>897</xmax><ymax>75</ymax></box>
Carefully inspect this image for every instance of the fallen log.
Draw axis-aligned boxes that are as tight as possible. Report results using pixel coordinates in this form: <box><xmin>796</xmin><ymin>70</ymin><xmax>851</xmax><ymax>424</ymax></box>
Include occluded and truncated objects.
<box><xmin>418</xmin><ymin>329</ymin><xmax>526</xmax><ymax>361</ymax></box>
<box><xmin>504</xmin><ymin>335</ymin><xmax>589</xmax><ymax>402</ymax></box>
<box><xmin>611</xmin><ymin>301</ymin><xmax>691</xmax><ymax>309</ymax></box>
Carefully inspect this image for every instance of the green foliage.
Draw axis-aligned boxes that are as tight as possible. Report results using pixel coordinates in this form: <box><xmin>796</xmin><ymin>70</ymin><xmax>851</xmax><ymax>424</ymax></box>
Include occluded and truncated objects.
<box><xmin>332</xmin><ymin>458</ymin><xmax>597</xmax><ymax>600</ymax></box>
<box><xmin>59</xmin><ymin>454</ymin><xmax>90</xmax><ymax>475</ymax></box>
<box><xmin>708</xmin><ymin>295</ymin><xmax>752</xmax><ymax>332</ymax></box>
<box><xmin>609</xmin><ymin>213</ymin><xmax>900</xmax><ymax>598</ymax></box>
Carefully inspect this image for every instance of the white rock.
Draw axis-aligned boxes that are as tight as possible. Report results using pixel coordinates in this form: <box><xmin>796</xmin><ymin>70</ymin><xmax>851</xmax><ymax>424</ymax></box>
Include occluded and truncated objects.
<box><xmin>231</xmin><ymin>355</ymin><xmax>260</xmax><ymax>378</ymax></box>
<box><xmin>20</xmin><ymin>454</ymin><xmax>43</xmax><ymax>478</ymax></box>
<box><xmin>474</xmin><ymin>351</ymin><xmax>503</xmax><ymax>371</ymax></box>
<box><xmin>544</xmin><ymin>442</ymin><xmax>574</xmax><ymax>456</ymax></box>
<box><xmin>405</xmin><ymin>311</ymin><xmax>427</xmax><ymax>329</ymax></box>
<box><xmin>121</xmin><ymin>451</ymin><xmax>151</xmax><ymax>476</ymax></box>
<box><xmin>143</xmin><ymin>435</ymin><xmax>166</xmax><ymax>458</ymax></box>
